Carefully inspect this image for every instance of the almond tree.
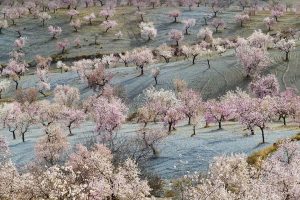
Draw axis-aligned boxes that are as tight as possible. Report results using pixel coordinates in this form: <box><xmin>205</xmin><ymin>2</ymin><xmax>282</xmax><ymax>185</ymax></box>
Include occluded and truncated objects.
<box><xmin>182</xmin><ymin>0</ymin><xmax>197</xmax><ymax>11</ymax></box>
<box><xmin>91</xmin><ymin>97</ymin><xmax>128</xmax><ymax>151</ymax></box>
<box><xmin>247</xmin><ymin>29</ymin><xmax>273</xmax><ymax>49</ymax></box>
<box><xmin>168</xmin><ymin>10</ymin><xmax>181</xmax><ymax>23</ymax></box>
<box><xmin>140</xmin><ymin>22</ymin><xmax>157</xmax><ymax>41</ymax></box>
<box><xmin>70</xmin><ymin>18</ymin><xmax>81</xmax><ymax>32</ymax></box>
<box><xmin>101</xmin><ymin>20</ymin><xmax>117</xmax><ymax>32</ymax></box>
<box><xmin>272</xmin><ymin>88</ymin><xmax>298</xmax><ymax>125</ymax></box>
<box><xmin>53</xmin><ymin>85</ymin><xmax>80</xmax><ymax>108</ymax></box>
<box><xmin>99</xmin><ymin>7</ymin><xmax>115</xmax><ymax>20</ymax></box>
<box><xmin>210</xmin><ymin>0</ymin><xmax>222</xmax><ymax>17</ymax></box>
<box><xmin>151</xmin><ymin>67</ymin><xmax>160</xmax><ymax>86</ymax></box>
<box><xmin>183</xmin><ymin>18</ymin><xmax>196</xmax><ymax>35</ymax></box>
<box><xmin>156</xmin><ymin>43</ymin><xmax>173</xmax><ymax>63</ymax></box>
<box><xmin>271</xmin><ymin>4</ymin><xmax>285</xmax><ymax>22</ymax></box>
<box><xmin>164</xmin><ymin>104</ymin><xmax>184</xmax><ymax>133</ymax></box>
<box><xmin>249</xmin><ymin>74</ymin><xmax>280</xmax><ymax>98</ymax></box>
<box><xmin>35</xmin><ymin>125</ymin><xmax>69</xmax><ymax>166</ymax></box>
<box><xmin>235</xmin><ymin>13</ymin><xmax>250</xmax><ymax>27</ymax></box>
<box><xmin>2</xmin><ymin>54</ymin><xmax>28</xmax><ymax>90</ymax></box>
<box><xmin>178</xmin><ymin>89</ymin><xmax>203</xmax><ymax>125</ymax></box>
<box><xmin>48</xmin><ymin>25</ymin><xmax>62</xmax><ymax>39</ymax></box>
<box><xmin>197</xmin><ymin>27</ymin><xmax>213</xmax><ymax>43</ymax></box>
<box><xmin>67</xmin><ymin>9</ymin><xmax>79</xmax><ymax>21</ymax></box>
<box><xmin>83</xmin><ymin>12</ymin><xmax>96</xmax><ymax>25</ymax></box>
<box><xmin>263</xmin><ymin>17</ymin><xmax>276</xmax><ymax>31</ymax></box>
<box><xmin>204</xmin><ymin>98</ymin><xmax>232</xmax><ymax>129</ymax></box>
<box><xmin>275</xmin><ymin>39</ymin><xmax>296</xmax><ymax>61</ymax></box>
<box><xmin>131</xmin><ymin>47</ymin><xmax>154</xmax><ymax>76</ymax></box>
<box><xmin>211</xmin><ymin>18</ymin><xmax>225</xmax><ymax>33</ymax></box>
<box><xmin>57</xmin><ymin>39</ymin><xmax>69</xmax><ymax>54</ymax></box>
<box><xmin>236</xmin><ymin>44</ymin><xmax>270</xmax><ymax>78</ymax></box>
<box><xmin>60</xmin><ymin>107</ymin><xmax>86</xmax><ymax>136</ymax></box>
<box><xmin>169</xmin><ymin>29</ymin><xmax>184</xmax><ymax>46</ymax></box>
<box><xmin>36</xmin><ymin>64</ymin><xmax>51</xmax><ymax>97</ymax></box>
<box><xmin>38</xmin><ymin>12</ymin><xmax>51</xmax><ymax>26</ymax></box>
<box><xmin>182</xmin><ymin>44</ymin><xmax>203</xmax><ymax>64</ymax></box>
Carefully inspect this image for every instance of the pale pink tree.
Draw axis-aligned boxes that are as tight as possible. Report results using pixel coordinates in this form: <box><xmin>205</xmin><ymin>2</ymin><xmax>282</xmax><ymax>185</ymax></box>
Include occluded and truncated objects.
<box><xmin>60</xmin><ymin>107</ymin><xmax>86</xmax><ymax>136</ymax></box>
<box><xmin>249</xmin><ymin>74</ymin><xmax>280</xmax><ymax>98</ymax></box>
<box><xmin>99</xmin><ymin>7</ymin><xmax>115</xmax><ymax>20</ymax></box>
<box><xmin>263</xmin><ymin>17</ymin><xmax>277</xmax><ymax>31</ymax></box>
<box><xmin>168</xmin><ymin>10</ymin><xmax>181</xmax><ymax>23</ymax></box>
<box><xmin>139</xmin><ymin>22</ymin><xmax>157</xmax><ymax>41</ymax></box>
<box><xmin>2</xmin><ymin>58</ymin><xmax>28</xmax><ymax>90</ymax></box>
<box><xmin>91</xmin><ymin>97</ymin><xmax>128</xmax><ymax>150</ymax></box>
<box><xmin>131</xmin><ymin>47</ymin><xmax>154</xmax><ymax>76</ymax></box>
<box><xmin>204</xmin><ymin>99</ymin><xmax>232</xmax><ymax>129</ymax></box>
<box><xmin>169</xmin><ymin>29</ymin><xmax>184</xmax><ymax>46</ymax></box>
<box><xmin>56</xmin><ymin>39</ymin><xmax>69</xmax><ymax>54</ymax></box>
<box><xmin>247</xmin><ymin>29</ymin><xmax>273</xmax><ymax>49</ymax></box>
<box><xmin>178</xmin><ymin>89</ymin><xmax>203</xmax><ymax>125</ymax></box>
<box><xmin>181</xmin><ymin>44</ymin><xmax>204</xmax><ymax>64</ymax></box>
<box><xmin>272</xmin><ymin>88</ymin><xmax>298</xmax><ymax>125</ymax></box>
<box><xmin>235</xmin><ymin>13</ymin><xmax>250</xmax><ymax>27</ymax></box>
<box><xmin>53</xmin><ymin>85</ymin><xmax>80</xmax><ymax>108</ymax></box>
<box><xmin>101</xmin><ymin>20</ymin><xmax>117</xmax><ymax>32</ymax></box>
<box><xmin>83</xmin><ymin>12</ymin><xmax>96</xmax><ymax>25</ymax></box>
<box><xmin>6</xmin><ymin>8</ymin><xmax>18</xmax><ymax>25</ymax></box>
<box><xmin>271</xmin><ymin>5</ymin><xmax>285</xmax><ymax>22</ymax></box>
<box><xmin>210</xmin><ymin>0</ymin><xmax>222</xmax><ymax>17</ymax></box>
<box><xmin>235</xmin><ymin>44</ymin><xmax>270</xmax><ymax>78</ymax></box>
<box><xmin>36</xmin><ymin>66</ymin><xmax>51</xmax><ymax>97</ymax></box>
<box><xmin>183</xmin><ymin>18</ymin><xmax>196</xmax><ymax>35</ymax></box>
<box><xmin>35</xmin><ymin>125</ymin><xmax>69</xmax><ymax>166</ymax></box>
<box><xmin>164</xmin><ymin>104</ymin><xmax>184</xmax><ymax>133</ymax></box>
<box><xmin>211</xmin><ymin>18</ymin><xmax>225</xmax><ymax>33</ymax></box>
<box><xmin>182</xmin><ymin>0</ymin><xmax>197</xmax><ymax>11</ymax></box>
<box><xmin>156</xmin><ymin>43</ymin><xmax>173</xmax><ymax>63</ymax></box>
<box><xmin>84</xmin><ymin>0</ymin><xmax>93</xmax><ymax>7</ymax></box>
<box><xmin>197</xmin><ymin>27</ymin><xmax>213</xmax><ymax>43</ymax></box>
<box><xmin>48</xmin><ymin>1</ymin><xmax>60</xmax><ymax>13</ymax></box>
<box><xmin>67</xmin><ymin>9</ymin><xmax>79</xmax><ymax>21</ymax></box>
<box><xmin>14</xmin><ymin>37</ymin><xmax>26</xmax><ymax>50</ymax></box>
<box><xmin>48</xmin><ymin>25</ymin><xmax>62</xmax><ymax>39</ymax></box>
<box><xmin>70</xmin><ymin>18</ymin><xmax>81</xmax><ymax>32</ymax></box>
<box><xmin>275</xmin><ymin>39</ymin><xmax>296</xmax><ymax>61</ymax></box>
<box><xmin>151</xmin><ymin>67</ymin><xmax>160</xmax><ymax>86</ymax></box>
<box><xmin>38</xmin><ymin>12</ymin><xmax>51</xmax><ymax>26</ymax></box>
<box><xmin>238</xmin><ymin>0</ymin><xmax>250</xmax><ymax>10</ymax></box>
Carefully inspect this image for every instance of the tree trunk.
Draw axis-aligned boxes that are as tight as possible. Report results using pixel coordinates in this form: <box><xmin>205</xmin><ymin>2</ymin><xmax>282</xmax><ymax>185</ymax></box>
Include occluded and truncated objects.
<box><xmin>207</xmin><ymin>59</ymin><xmax>211</xmax><ymax>68</ymax></box>
<box><xmin>283</xmin><ymin>117</ymin><xmax>286</xmax><ymax>126</ymax></box>
<box><xmin>168</xmin><ymin>122</ymin><xmax>172</xmax><ymax>133</ymax></box>
<box><xmin>191</xmin><ymin>125</ymin><xmax>196</xmax><ymax>137</ymax></box>
<box><xmin>12</xmin><ymin>131</ymin><xmax>16</xmax><ymax>140</ymax></box>
<box><xmin>218</xmin><ymin>121</ymin><xmax>222</xmax><ymax>129</ymax></box>
<box><xmin>14</xmin><ymin>80</ymin><xmax>19</xmax><ymax>90</ymax></box>
<box><xmin>285</xmin><ymin>52</ymin><xmax>289</xmax><ymax>61</ymax></box>
<box><xmin>22</xmin><ymin>132</ymin><xmax>25</xmax><ymax>142</ymax></box>
<box><xmin>250</xmin><ymin>128</ymin><xmax>255</xmax><ymax>135</ymax></box>
<box><xmin>68</xmin><ymin>125</ymin><xmax>73</xmax><ymax>136</ymax></box>
<box><xmin>176</xmin><ymin>41</ymin><xmax>179</xmax><ymax>46</ymax></box>
<box><xmin>140</xmin><ymin>66</ymin><xmax>144</xmax><ymax>76</ymax></box>
<box><xmin>154</xmin><ymin>77</ymin><xmax>158</xmax><ymax>86</ymax></box>
<box><xmin>192</xmin><ymin>55</ymin><xmax>197</xmax><ymax>64</ymax></box>
<box><xmin>260</xmin><ymin>127</ymin><xmax>265</xmax><ymax>143</ymax></box>
<box><xmin>174</xmin><ymin>17</ymin><xmax>177</xmax><ymax>23</ymax></box>
<box><xmin>188</xmin><ymin>117</ymin><xmax>191</xmax><ymax>125</ymax></box>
